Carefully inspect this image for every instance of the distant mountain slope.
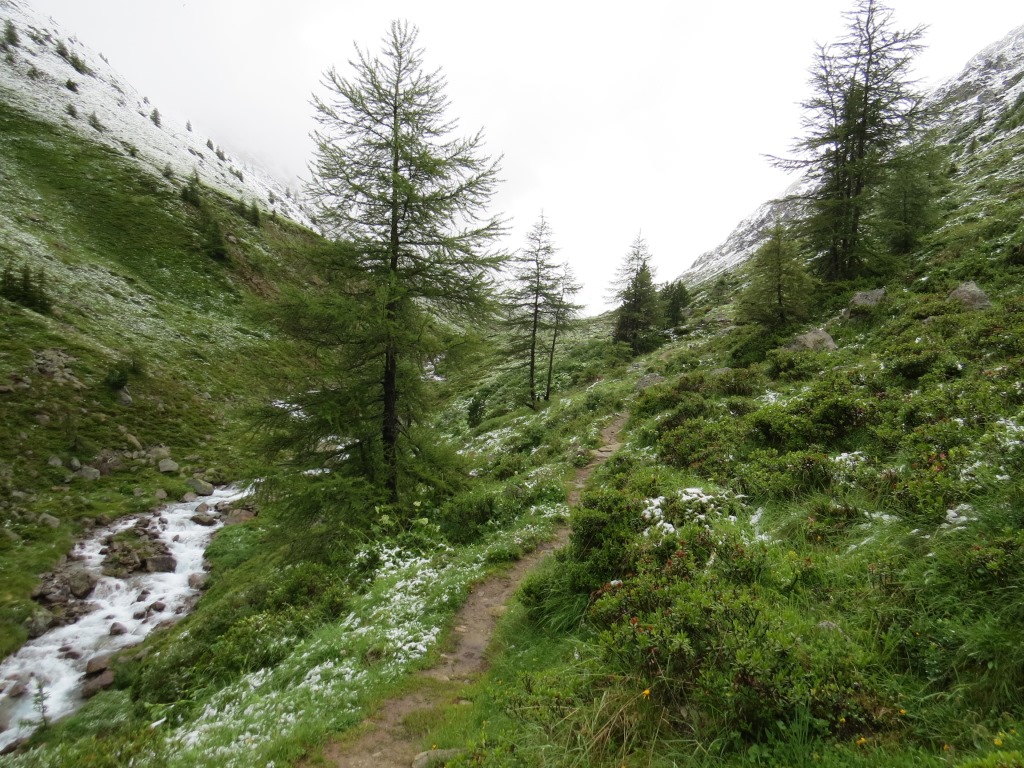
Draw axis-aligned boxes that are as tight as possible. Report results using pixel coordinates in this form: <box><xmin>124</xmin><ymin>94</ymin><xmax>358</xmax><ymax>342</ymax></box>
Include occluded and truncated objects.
<box><xmin>675</xmin><ymin>22</ymin><xmax>1024</xmax><ymax>288</ymax></box>
<box><xmin>0</xmin><ymin>0</ymin><xmax>311</xmax><ymax>227</ymax></box>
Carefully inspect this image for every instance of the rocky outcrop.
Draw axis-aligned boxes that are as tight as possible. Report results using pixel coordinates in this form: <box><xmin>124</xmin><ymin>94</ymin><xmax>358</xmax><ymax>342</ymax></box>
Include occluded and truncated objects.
<box><xmin>948</xmin><ymin>281</ymin><xmax>991</xmax><ymax>310</ymax></box>
<box><xmin>786</xmin><ymin>329</ymin><xmax>837</xmax><ymax>352</ymax></box>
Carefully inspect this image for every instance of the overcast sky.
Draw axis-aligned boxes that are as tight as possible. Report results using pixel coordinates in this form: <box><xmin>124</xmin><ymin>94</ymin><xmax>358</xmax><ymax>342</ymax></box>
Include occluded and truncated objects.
<box><xmin>25</xmin><ymin>0</ymin><xmax>1024</xmax><ymax>313</ymax></box>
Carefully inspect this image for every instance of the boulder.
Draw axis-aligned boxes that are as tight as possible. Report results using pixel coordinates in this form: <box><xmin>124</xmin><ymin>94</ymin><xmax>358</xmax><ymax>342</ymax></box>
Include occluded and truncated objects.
<box><xmin>147</xmin><ymin>446</ymin><xmax>171</xmax><ymax>461</ymax></box>
<box><xmin>188</xmin><ymin>572</ymin><xmax>209</xmax><ymax>590</ymax></box>
<box><xmin>38</xmin><ymin>513</ymin><xmax>60</xmax><ymax>529</ymax></box>
<box><xmin>850</xmin><ymin>287</ymin><xmax>886</xmax><ymax>308</ymax></box>
<box><xmin>85</xmin><ymin>654</ymin><xmax>112</xmax><ymax>675</ymax></box>
<box><xmin>117</xmin><ymin>389</ymin><xmax>133</xmax><ymax>406</ymax></box>
<box><xmin>181</xmin><ymin>492</ymin><xmax>198</xmax><ymax>503</ymax></box>
<box><xmin>149</xmin><ymin>601</ymin><xmax>166</xmax><ymax>613</ymax></box>
<box><xmin>948</xmin><ymin>281</ymin><xmax>991</xmax><ymax>310</ymax></box>
<box><xmin>157</xmin><ymin>458</ymin><xmax>179</xmax><ymax>474</ymax></box>
<box><xmin>143</xmin><ymin>555</ymin><xmax>177</xmax><ymax>573</ymax></box>
<box><xmin>46</xmin><ymin>455</ymin><xmax>63</xmax><ymax>468</ymax></box>
<box><xmin>109</xmin><ymin>622</ymin><xmax>128</xmax><ymax>636</ymax></box>
<box><xmin>786</xmin><ymin>329</ymin><xmax>837</xmax><ymax>352</ymax></box>
<box><xmin>154</xmin><ymin>489</ymin><xmax>168</xmax><ymax>500</ymax></box>
<box><xmin>82</xmin><ymin>669</ymin><xmax>115</xmax><ymax>699</ymax></box>
<box><xmin>187</xmin><ymin>477</ymin><xmax>214</xmax><ymax>496</ymax></box>
<box><xmin>190</xmin><ymin>513</ymin><xmax>216</xmax><ymax>527</ymax></box>
<box><xmin>25</xmin><ymin>607</ymin><xmax>54</xmax><ymax>638</ymax></box>
<box><xmin>634</xmin><ymin>373</ymin><xmax>665</xmax><ymax>391</ymax></box>
<box><xmin>67</xmin><ymin>568</ymin><xmax>98</xmax><ymax>599</ymax></box>
<box><xmin>75</xmin><ymin>466</ymin><xmax>101</xmax><ymax>481</ymax></box>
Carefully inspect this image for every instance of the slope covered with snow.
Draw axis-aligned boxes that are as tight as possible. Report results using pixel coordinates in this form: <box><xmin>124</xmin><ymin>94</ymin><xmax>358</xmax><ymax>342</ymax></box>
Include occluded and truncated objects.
<box><xmin>0</xmin><ymin>0</ymin><xmax>311</xmax><ymax>227</ymax></box>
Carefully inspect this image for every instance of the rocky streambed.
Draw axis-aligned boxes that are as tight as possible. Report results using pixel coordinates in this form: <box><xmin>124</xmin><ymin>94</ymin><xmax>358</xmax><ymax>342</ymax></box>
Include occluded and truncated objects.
<box><xmin>0</xmin><ymin>486</ymin><xmax>252</xmax><ymax>752</ymax></box>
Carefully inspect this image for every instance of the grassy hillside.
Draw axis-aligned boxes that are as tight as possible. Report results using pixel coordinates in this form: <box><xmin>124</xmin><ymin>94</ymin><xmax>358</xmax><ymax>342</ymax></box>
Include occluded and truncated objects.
<box><xmin>0</xmin><ymin>94</ymin><xmax>323</xmax><ymax>657</ymax></box>
<box><xmin>410</xmin><ymin>131</ymin><xmax>1024</xmax><ymax>766</ymax></box>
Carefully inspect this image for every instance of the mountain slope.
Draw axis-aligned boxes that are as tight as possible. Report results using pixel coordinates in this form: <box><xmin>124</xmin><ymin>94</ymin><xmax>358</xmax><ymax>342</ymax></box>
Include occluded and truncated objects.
<box><xmin>676</xmin><ymin>22</ymin><xmax>1024</xmax><ymax>287</ymax></box>
<box><xmin>0</xmin><ymin>0</ymin><xmax>310</xmax><ymax>226</ymax></box>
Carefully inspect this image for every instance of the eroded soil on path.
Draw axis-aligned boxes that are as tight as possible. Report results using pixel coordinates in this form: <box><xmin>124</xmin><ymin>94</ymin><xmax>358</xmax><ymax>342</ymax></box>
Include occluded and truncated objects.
<box><xmin>315</xmin><ymin>412</ymin><xmax>629</xmax><ymax>768</ymax></box>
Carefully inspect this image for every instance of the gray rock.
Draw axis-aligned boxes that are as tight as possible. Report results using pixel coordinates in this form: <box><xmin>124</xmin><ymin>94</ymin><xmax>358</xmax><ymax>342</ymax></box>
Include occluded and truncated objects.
<box><xmin>69</xmin><ymin>457</ymin><xmax>81</xmax><ymax>471</ymax></box>
<box><xmin>149</xmin><ymin>601</ymin><xmax>166</xmax><ymax>613</ymax></box>
<box><xmin>109</xmin><ymin>622</ymin><xmax>128</xmax><ymax>636</ymax></box>
<box><xmin>143</xmin><ymin>555</ymin><xmax>177</xmax><ymax>573</ymax></box>
<box><xmin>82</xmin><ymin>669</ymin><xmax>115</xmax><ymax>698</ymax></box>
<box><xmin>187</xmin><ymin>477</ymin><xmax>214</xmax><ymax>496</ymax></box>
<box><xmin>38</xmin><ymin>513</ymin><xmax>60</xmax><ymax>529</ymax></box>
<box><xmin>948</xmin><ymin>281</ymin><xmax>991</xmax><ymax>310</ymax></box>
<box><xmin>6</xmin><ymin>680</ymin><xmax>28</xmax><ymax>699</ymax></box>
<box><xmin>75</xmin><ymin>466</ymin><xmax>101</xmax><ymax>481</ymax></box>
<box><xmin>181</xmin><ymin>492</ymin><xmax>198</xmax><ymax>503</ymax></box>
<box><xmin>634</xmin><ymin>373</ymin><xmax>665</xmax><ymax>391</ymax></box>
<box><xmin>117</xmin><ymin>389</ymin><xmax>133</xmax><ymax>406</ymax></box>
<box><xmin>67</xmin><ymin>568</ymin><xmax>98</xmax><ymax>599</ymax></box>
<box><xmin>188</xmin><ymin>572</ymin><xmax>209</xmax><ymax>590</ymax></box>
<box><xmin>85</xmin><ymin>654</ymin><xmax>112</xmax><ymax>675</ymax></box>
<box><xmin>190</xmin><ymin>513</ymin><xmax>216</xmax><ymax>527</ymax></box>
<box><xmin>157</xmin><ymin>458</ymin><xmax>179</xmax><ymax>474</ymax></box>
<box><xmin>124</xmin><ymin>433</ymin><xmax>143</xmax><ymax>450</ymax></box>
<box><xmin>412</xmin><ymin>749</ymin><xmax>464</xmax><ymax>768</ymax></box>
<box><xmin>850</xmin><ymin>288</ymin><xmax>886</xmax><ymax>308</ymax></box>
<box><xmin>47</xmin><ymin>455</ymin><xmax>63</xmax><ymax>468</ymax></box>
<box><xmin>154</xmin><ymin>489</ymin><xmax>168</xmax><ymax>500</ymax></box>
<box><xmin>26</xmin><ymin>607</ymin><xmax>54</xmax><ymax>638</ymax></box>
<box><xmin>786</xmin><ymin>328</ymin><xmax>837</xmax><ymax>352</ymax></box>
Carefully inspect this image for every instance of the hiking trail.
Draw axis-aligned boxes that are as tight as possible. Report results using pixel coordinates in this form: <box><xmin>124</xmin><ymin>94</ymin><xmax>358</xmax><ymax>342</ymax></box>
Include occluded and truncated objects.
<box><xmin>314</xmin><ymin>412</ymin><xmax>629</xmax><ymax>767</ymax></box>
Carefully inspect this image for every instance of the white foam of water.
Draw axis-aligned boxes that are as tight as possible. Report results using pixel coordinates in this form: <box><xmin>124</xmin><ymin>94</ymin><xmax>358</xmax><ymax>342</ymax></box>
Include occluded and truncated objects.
<box><xmin>0</xmin><ymin>486</ymin><xmax>248</xmax><ymax>750</ymax></box>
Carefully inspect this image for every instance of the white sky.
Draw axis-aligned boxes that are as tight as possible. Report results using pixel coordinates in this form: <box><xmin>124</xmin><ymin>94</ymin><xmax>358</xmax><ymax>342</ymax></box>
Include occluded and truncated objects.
<box><xmin>25</xmin><ymin>0</ymin><xmax>1024</xmax><ymax>313</ymax></box>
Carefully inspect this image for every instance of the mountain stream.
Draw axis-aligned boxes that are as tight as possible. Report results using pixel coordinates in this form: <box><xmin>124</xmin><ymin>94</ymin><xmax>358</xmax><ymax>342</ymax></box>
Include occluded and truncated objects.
<box><xmin>0</xmin><ymin>486</ymin><xmax>249</xmax><ymax>751</ymax></box>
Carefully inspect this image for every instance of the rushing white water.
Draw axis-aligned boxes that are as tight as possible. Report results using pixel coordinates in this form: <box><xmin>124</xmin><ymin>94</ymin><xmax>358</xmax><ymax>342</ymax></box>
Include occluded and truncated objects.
<box><xmin>0</xmin><ymin>486</ymin><xmax>248</xmax><ymax>751</ymax></box>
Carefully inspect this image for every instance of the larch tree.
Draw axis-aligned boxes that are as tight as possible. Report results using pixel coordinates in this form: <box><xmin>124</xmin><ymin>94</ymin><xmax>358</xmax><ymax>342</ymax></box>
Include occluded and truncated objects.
<box><xmin>504</xmin><ymin>213</ymin><xmax>561</xmax><ymax>409</ymax></box>
<box><xmin>303</xmin><ymin>20</ymin><xmax>505</xmax><ymax>503</ymax></box>
<box><xmin>542</xmin><ymin>264</ymin><xmax>582</xmax><ymax>402</ymax></box>
<box><xmin>777</xmin><ymin>0</ymin><xmax>927</xmax><ymax>280</ymax></box>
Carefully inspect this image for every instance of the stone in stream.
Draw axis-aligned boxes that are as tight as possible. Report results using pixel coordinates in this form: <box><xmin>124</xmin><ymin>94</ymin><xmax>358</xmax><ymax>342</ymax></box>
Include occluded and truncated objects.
<box><xmin>190</xmin><ymin>513</ymin><xmax>216</xmax><ymax>527</ymax></box>
<box><xmin>188</xmin><ymin>573</ymin><xmax>209</xmax><ymax>590</ymax></box>
<box><xmin>149</xmin><ymin>601</ymin><xmax>166</xmax><ymax>613</ymax></box>
<box><xmin>143</xmin><ymin>555</ymin><xmax>177</xmax><ymax>573</ymax></box>
<box><xmin>85</xmin><ymin>654</ymin><xmax>112</xmax><ymax>675</ymax></box>
<box><xmin>109</xmin><ymin>622</ymin><xmax>128</xmax><ymax>636</ymax></box>
<box><xmin>187</xmin><ymin>477</ymin><xmax>214</xmax><ymax>496</ymax></box>
<box><xmin>81</xmin><ymin>669</ymin><xmax>115</xmax><ymax>699</ymax></box>
<box><xmin>67</xmin><ymin>568</ymin><xmax>98</xmax><ymax>598</ymax></box>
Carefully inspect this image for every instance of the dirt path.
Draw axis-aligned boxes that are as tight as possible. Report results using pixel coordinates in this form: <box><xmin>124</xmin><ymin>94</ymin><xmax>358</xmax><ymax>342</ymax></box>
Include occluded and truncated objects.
<box><xmin>315</xmin><ymin>412</ymin><xmax>629</xmax><ymax>768</ymax></box>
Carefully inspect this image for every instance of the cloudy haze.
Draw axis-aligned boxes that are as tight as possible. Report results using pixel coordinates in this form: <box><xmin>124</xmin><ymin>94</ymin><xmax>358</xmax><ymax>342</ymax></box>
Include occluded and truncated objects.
<box><xmin>24</xmin><ymin>0</ymin><xmax>1024</xmax><ymax>313</ymax></box>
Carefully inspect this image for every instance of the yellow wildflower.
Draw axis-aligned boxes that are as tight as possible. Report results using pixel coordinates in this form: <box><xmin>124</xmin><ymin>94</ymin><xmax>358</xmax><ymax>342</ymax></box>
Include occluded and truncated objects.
<box><xmin>856</xmin><ymin>737</ymin><xmax>867</xmax><ymax>746</ymax></box>
<box><xmin>994</xmin><ymin>738</ymin><xmax>1003</xmax><ymax>747</ymax></box>
<box><xmin>642</xmin><ymin>688</ymin><xmax>651</xmax><ymax>699</ymax></box>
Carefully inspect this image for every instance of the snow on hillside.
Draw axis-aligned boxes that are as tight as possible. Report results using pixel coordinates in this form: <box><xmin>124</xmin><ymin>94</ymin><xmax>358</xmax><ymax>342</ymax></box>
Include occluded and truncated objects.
<box><xmin>931</xmin><ymin>23</ymin><xmax>1024</xmax><ymax>144</ymax></box>
<box><xmin>675</xmin><ymin>22</ymin><xmax>1024</xmax><ymax>288</ymax></box>
<box><xmin>0</xmin><ymin>0</ymin><xmax>312</xmax><ymax>227</ymax></box>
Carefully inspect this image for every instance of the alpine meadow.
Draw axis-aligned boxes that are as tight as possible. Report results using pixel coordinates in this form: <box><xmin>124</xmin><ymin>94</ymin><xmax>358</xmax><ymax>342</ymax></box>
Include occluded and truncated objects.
<box><xmin>2</xmin><ymin>1</ymin><xmax>1024</xmax><ymax>767</ymax></box>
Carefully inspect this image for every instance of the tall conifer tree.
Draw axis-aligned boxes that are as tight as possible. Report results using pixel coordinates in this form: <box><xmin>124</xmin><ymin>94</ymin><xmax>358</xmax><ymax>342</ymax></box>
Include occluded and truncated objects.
<box><xmin>296</xmin><ymin>20</ymin><xmax>505</xmax><ymax>503</ymax></box>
